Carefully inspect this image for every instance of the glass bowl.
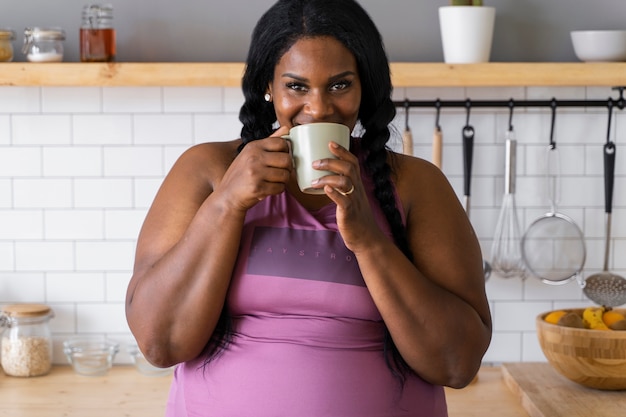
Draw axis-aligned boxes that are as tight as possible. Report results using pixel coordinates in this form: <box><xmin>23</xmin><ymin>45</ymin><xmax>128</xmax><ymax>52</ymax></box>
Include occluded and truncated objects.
<box><xmin>63</xmin><ymin>336</ymin><xmax>119</xmax><ymax>376</ymax></box>
<box><xmin>127</xmin><ymin>344</ymin><xmax>175</xmax><ymax>377</ymax></box>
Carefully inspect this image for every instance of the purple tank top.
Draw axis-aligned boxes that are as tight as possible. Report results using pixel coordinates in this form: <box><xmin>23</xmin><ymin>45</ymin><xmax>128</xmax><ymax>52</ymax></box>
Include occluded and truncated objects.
<box><xmin>165</xmin><ymin>144</ymin><xmax>448</xmax><ymax>417</ymax></box>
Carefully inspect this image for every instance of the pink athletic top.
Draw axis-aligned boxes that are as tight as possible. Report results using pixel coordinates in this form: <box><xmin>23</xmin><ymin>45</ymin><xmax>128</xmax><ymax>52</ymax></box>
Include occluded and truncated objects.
<box><xmin>165</xmin><ymin>142</ymin><xmax>448</xmax><ymax>417</ymax></box>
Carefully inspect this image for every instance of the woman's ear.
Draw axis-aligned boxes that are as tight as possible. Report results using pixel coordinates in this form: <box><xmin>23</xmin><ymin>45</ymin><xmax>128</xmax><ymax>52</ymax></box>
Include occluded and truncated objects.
<box><xmin>264</xmin><ymin>86</ymin><xmax>273</xmax><ymax>102</ymax></box>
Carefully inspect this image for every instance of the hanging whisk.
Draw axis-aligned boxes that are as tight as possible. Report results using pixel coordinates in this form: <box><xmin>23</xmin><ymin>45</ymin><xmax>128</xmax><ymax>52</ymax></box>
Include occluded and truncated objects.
<box><xmin>490</xmin><ymin>103</ymin><xmax>526</xmax><ymax>278</ymax></box>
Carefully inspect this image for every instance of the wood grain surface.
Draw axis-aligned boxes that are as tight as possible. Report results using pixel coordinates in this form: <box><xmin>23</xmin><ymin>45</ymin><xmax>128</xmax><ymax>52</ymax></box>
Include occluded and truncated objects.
<box><xmin>0</xmin><ymin>365</ymin><xmax>530</xmax><ymax>417</ymax></box>
<box><xmin>2</xmin><ymin>62</ymin><xmax>626</xmax><ymax>87</ymax></box>
<box><xmin>502</xmin><ymin>362</ymin><xmax>626</xmax><ymax>417</ymax></box>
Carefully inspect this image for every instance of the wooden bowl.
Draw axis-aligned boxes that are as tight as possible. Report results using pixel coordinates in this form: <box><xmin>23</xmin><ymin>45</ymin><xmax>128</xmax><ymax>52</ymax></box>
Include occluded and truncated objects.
<box><xmin>536</xmin><ymin>308</ymin><xmax>626</xmax><ymax>390</ymax></box>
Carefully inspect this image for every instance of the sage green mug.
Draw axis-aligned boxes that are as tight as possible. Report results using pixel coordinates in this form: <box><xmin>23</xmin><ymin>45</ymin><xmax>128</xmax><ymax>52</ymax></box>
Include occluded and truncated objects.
<box><xmin>282</xmin><ymin>123</ymin><xmax>350</xmax><ymax>194</ymax></box>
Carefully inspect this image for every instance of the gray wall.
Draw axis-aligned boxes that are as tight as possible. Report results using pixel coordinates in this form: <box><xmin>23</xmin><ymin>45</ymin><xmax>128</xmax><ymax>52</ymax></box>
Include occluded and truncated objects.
<box><xmin>3</xmin><ymin>0</ymin><xmax>626</xmax><ymax>63</ymax></box>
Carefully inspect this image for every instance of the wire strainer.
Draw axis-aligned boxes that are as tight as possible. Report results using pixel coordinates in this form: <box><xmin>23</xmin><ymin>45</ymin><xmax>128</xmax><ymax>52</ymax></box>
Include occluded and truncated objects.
<box><xmin>521</xmin><ymin>145</ymin><xmax>586</xmax><ymax>285</ymax></box>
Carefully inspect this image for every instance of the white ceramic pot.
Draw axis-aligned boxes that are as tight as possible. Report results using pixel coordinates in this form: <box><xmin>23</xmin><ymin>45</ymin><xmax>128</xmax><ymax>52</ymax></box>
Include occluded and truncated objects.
<box><xmin>439</xmin><ymin>6</ymin><xmax>495</xmax><ymax>64</ymax></box>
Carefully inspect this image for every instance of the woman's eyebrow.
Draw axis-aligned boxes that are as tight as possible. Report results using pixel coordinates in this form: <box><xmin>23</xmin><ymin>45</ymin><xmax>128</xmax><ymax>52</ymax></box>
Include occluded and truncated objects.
<box><xmin>280</xmin><ymin>71</ymin><xmax>357</xmax><ymax>82</ymax></box>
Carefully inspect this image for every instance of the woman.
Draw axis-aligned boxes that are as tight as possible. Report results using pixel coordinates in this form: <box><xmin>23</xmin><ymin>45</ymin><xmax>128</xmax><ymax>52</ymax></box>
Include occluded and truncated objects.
<box><xmin>126</xmin><ymin>0</ymin><xmax>492</xmax><ymax>415</ymax></box>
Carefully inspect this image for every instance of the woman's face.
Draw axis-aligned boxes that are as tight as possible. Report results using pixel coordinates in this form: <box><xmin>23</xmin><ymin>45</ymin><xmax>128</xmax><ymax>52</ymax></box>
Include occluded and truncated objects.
<box><xmin>268</xmin><ymin>36</ymin><xmax>362</xmax><ymax>131</ymax></box>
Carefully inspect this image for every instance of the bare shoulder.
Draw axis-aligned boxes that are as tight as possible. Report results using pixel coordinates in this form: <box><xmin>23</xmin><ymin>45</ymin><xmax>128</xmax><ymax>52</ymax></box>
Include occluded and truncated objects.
<box><xmin>176</xmin><ymin>139</ymin><xmax>241</xmax><ymax>170</ymax></box>
<box><xmin>390</xmin><ymin>152</ymin><xmax>457</xmax><ymax>216</ymax></box>
<box><xmin>171</xmin><ymin>139</ymin><xmax>242</xmax><ymax>187</ymax></box>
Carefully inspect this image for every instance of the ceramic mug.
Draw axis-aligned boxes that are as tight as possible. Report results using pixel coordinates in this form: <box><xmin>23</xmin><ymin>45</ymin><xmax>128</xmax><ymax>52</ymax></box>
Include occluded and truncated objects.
<box><xmin>282</xmin><ymin>122</ymin><xmax>350</xmax><ymax>194</ymax></box>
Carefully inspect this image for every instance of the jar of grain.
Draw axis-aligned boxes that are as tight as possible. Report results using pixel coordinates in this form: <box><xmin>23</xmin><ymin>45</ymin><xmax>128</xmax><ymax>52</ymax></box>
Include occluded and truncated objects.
<box><xmin>1</xmin><ymin>304</ymin><xmax>54</xmax><ymax>377</ymax></box>
<box><xmin>22</xmin><ymin>27</ymin><xmax>66</xmax><ymax>62</ymax></box>
<box><xmin>0</xmin><ymin>28</ymin><xmax>15</xmax><ymax>62</ymax></box>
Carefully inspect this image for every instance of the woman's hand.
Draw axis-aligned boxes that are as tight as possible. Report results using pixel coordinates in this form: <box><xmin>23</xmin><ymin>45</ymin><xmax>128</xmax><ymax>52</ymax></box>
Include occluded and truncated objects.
<box><xmin>214</xmin><ymin>126</ymin><xmax>293</xmax><ymax>212</ymax></box>
<box><xmin>309</xmin><ymin>141</ymin><xmax>384</xmax><ymax>252</ymax></box>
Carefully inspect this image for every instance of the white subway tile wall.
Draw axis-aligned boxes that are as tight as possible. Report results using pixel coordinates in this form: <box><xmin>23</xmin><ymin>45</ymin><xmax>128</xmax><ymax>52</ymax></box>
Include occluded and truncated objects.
<box><xmin>0</xmin><ymin>85</ymin><xmax>624</xmax><ymax>366</ymax></box>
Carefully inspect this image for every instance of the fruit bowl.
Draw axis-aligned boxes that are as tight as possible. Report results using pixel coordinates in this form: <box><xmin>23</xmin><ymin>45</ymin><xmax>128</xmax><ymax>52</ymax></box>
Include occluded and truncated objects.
<box><xmin>536</xmin><ymin>308</ymin><xmax>626</xmax><ymax>390</ymax></box>
<box><xmin>571</xmin><ymin>30</ymin><xmax>626</xmax><ymax>62</ymax></box>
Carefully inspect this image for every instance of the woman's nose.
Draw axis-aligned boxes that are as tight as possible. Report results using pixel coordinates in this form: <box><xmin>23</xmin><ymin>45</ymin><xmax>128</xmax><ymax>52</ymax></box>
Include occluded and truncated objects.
<box><xmin>305</xmin><ymin>91</ymin><xmax>334</xmax><ymax>120</ymax></box>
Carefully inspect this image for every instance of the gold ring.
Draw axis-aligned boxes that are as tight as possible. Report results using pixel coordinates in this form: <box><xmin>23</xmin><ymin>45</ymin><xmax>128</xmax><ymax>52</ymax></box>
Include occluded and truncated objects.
<box><xmin>339</xmin><ymin>184</ymin><xmax>355</xmax><ymax>196</ymax></box>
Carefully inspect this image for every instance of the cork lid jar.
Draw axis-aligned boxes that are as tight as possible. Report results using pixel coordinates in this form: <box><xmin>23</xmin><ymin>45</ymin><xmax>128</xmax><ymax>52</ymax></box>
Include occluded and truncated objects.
<box><xmin>1</xmin><ymin>303</ymin><xmax>54</xmax><ymax>377</ymax></box>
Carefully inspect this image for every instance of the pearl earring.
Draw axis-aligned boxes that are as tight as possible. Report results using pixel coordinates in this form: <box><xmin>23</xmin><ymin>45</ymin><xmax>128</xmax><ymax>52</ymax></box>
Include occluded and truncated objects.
<box><xmin>264</xmin><ymin>93</ymin><xmax>271</xmax><ymax>102</ymax></box>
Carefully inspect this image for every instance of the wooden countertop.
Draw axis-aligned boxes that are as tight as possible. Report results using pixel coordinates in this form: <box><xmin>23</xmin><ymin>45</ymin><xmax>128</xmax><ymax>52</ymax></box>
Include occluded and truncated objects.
<box><xmin>2</xmin><ymin>62</ymin><xmax>626</xmax><ymax>87</ymax></box>
<box><xmin>502</xmin><ymin>362</ymin><xmax>626</xmax><ymax>417</ymax></box>
<box><xmin>0</xmin><ymin>365</ymin><xmax>528</xmax><ymax>417</ymax></box>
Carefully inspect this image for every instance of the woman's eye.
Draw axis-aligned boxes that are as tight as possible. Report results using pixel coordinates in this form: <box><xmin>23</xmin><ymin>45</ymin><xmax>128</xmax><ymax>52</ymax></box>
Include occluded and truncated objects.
<box><xmin>286</xmin><ymin>82</ymin><xmax>307</xmax><ymax>92</ymax></box>
<box><xmin>330</xmin><ymin>80</ymin><xmax>352</xmax><ymax>91</ymax></box>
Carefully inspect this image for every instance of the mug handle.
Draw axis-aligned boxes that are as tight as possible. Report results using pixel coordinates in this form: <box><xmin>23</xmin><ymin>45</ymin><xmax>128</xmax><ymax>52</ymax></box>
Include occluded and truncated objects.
<box><xmin>280</xmin><ymin>135</ymin><xmax>295</xmax><ymax>168</ymax></box>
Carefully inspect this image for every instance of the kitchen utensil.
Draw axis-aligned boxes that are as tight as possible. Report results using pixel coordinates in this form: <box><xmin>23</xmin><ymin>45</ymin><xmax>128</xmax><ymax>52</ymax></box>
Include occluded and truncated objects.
<box><xmin>461</xmin><ymin>122</ymin><xmax>491</xmax><ymax>280</ymax></box>
<box><xmin>521</xmin><ymin>146</ymin><xmax>586</xmax><ymax>285</ymax></box>
<box><xmin>432</xmin><ymin>101</ymin><xmax>442</xmax><ymax>169</ymax></box>
<box><xmin>462</xmin><ymin>124</ymin><xmax>474</xmax><ymax>214</ymax></box>
<box><xmin>583</xmin><ymin>141</ymin><xmax>626</xmax><ymax>306</ymax></box>
<box><xmin>432</xmin><ymin>126</ymin><xmax>442</xmax><ymax>169</ymax></box>
<box><xmin>402</xmin><ymin>100</ymin><xmax>413</xmax><ymax>156</ymax></box>
<box><xmin>490</xmin><ymin>130</ymin><xmax>525</xmax><ymax>278</ymax></box>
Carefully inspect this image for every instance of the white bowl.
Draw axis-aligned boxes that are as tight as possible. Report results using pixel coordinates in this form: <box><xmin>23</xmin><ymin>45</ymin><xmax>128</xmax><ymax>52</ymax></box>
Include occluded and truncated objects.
<box><xmin>571</xmin><ymin>30</ymin><xmax>626</xmax><ymax>62</ymax></box>
<box><xmin>63</xmin><ymin>336</ymin><xmax>119</xmax><ymax>376</ymax></box>
<box><xmin>127</xmin><ymin>344</ymin><xmax>175</xmax><ymax>377</ymax></box>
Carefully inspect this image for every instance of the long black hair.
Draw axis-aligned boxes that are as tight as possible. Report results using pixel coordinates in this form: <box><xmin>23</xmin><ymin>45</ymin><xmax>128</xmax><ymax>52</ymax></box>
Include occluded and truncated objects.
<box><xmin>205</xmin><ymin>0</ymin><xmax>415</xmax><ymax>383</ymax></box>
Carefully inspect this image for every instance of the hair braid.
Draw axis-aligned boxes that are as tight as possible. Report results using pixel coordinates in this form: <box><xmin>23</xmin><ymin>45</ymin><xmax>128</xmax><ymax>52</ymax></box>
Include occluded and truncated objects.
<box><xmin>360</xmin><ymin>102</ymin><xmax>414</xmax><ymax>384</ymax></box>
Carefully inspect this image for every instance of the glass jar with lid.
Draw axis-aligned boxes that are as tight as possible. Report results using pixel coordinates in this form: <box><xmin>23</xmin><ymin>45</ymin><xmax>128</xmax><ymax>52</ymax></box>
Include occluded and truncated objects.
<box><xmin>22</xmin><ymin>27</ymin><xmax>66</xmax><ymax>62</ymax></box>
<box><xmin>80</xmin><ymin>3</ymin><xmax>116</xmax><ymax>62</ymax></box>
<box><xmin>1</xmin><ymin>304</ymin><xmax>54</xmax><ymax>377</ymax></box>
<box><xmin>0</xmin><ymin>28</ymin><xmax>15</xmax><ymax>62</ymax></box>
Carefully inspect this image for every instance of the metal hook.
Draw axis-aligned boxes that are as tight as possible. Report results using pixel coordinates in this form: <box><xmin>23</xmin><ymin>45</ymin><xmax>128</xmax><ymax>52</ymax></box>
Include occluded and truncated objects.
<box><xmin>606</xmin><ymin>98</ymin><xmax>614</xmax><ymax>145</ymax></box>
<box><xmin>435</xmin><ymin>99</ymin><xmax>441</xmax><ymax>130</ymax></box>
<box><xmin>465</xmin><ymin>99</ymin><xmax>471</xmax><ymax>127</ymax></box>
<box><xmin>508</xmin><ymin>99</ymin><xmax>515</xmax><ymax>132</ymax></box>
<box><xmin>549</xmin><ymin>98</ymin><xmax>557</xmax><ymax>149</ymax></box>
<box><xmin>612</xmin><ymin>86</ymin><xmax>625</xmax><ymax>110</ymax></box>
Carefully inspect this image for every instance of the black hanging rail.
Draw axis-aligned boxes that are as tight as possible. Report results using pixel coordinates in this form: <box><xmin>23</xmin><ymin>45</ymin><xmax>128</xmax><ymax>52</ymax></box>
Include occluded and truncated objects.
<box><xmin>393</xmin><ymin>87</ymin><xmax>626</xmax><ymax>110</ymax></box>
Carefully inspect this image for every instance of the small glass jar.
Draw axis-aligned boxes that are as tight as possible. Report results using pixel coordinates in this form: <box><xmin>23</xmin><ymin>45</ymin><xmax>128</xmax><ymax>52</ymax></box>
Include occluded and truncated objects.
<box><xmin>1</xmin><ymin>304</ymin><xmax>54</xmax><ymax>377</ymax></box>
<box><xmin>22</xmin><ymin>27</ymin><xmax>66</xmax><ymax>62</ymax></box>
<box><xmin>80</xmin><ymin>4</ymin><xmax>116</xmax><ymax>62</ymax></box>
<box><xmin>0</xmin><ymin>28</ymin><xmax>15</xmax><ymax>62</ymax></box>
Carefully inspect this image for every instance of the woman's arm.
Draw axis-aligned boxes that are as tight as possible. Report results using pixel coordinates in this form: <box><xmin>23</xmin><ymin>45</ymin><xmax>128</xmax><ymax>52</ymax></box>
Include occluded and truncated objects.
<box><xmin>318</xmin><ymin>147</ymin><xmax>492</xmax><ymax>388</ymax></box>
<box><xmin>126</xmin><ymin>135</ymin><xmax>292</xmax><ymax>367</ymax></box>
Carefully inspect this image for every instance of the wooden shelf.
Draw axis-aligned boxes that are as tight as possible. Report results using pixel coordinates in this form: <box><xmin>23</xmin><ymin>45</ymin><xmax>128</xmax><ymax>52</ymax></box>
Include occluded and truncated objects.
<box><xmin>391</xmin><ymin>62</ymin><xmax>626</xmax><ymax>87</ymax></box>
<box><xmin>1</xmin><ymin>62</ymin><xmax>626</xmax><ymax>87</ymax></box>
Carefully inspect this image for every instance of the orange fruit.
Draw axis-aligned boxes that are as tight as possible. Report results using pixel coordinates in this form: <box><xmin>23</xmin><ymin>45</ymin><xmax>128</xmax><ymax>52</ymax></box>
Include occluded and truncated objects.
<box><xmin>603</xmin><ymin>310</ymin><xmax>625</xmax><ymax>327</ymax></box>
<box><xmin>545</xmin><ymin>310</ymin><xmax>567</xmax><ymax>325</ymax></box>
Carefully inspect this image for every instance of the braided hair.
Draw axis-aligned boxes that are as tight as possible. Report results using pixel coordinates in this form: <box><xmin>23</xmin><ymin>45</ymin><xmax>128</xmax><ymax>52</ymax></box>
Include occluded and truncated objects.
<box><xmin>205</xmin><ymin>0</ymin><xmax>414</xmax><ymax>383</ymax></box>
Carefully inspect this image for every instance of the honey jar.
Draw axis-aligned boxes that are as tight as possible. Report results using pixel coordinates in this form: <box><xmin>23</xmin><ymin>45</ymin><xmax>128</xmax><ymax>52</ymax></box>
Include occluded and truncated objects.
<box><xmin>80</xmin><ymin>4</ymin><xmax>116</xmax><ymax>62</ymax></box>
